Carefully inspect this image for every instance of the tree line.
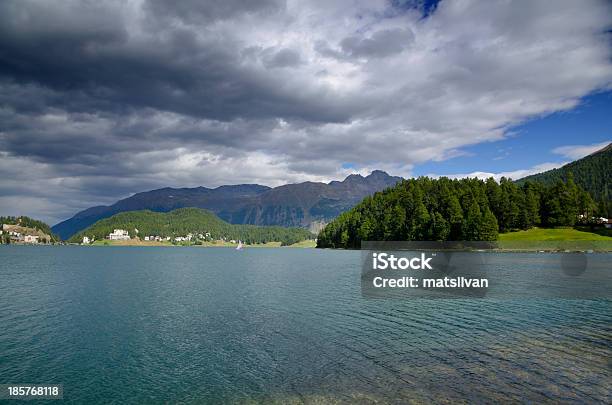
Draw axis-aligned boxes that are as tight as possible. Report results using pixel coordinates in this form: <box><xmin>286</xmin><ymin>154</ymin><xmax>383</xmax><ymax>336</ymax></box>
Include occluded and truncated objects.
<box><xmin>316</xmin><ymin>174</ymin><xmax>597</xmax><ymax>248</ymax></box>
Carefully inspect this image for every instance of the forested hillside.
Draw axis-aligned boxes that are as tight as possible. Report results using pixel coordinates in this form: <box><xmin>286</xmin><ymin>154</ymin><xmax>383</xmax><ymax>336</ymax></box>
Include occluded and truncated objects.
<box><xmin>70</xmin><ymin>208</ymin><xmax>313</xmax><ymax>246</ymax></box>
<box><xmin>317</xmin><ymin>176</ymin><xmax>596</xmax><ymax>248</ymax></box>
<box><xmin>517</xmin><ymin>142</ymin><xmax>611</xmax><ymax>217</ymax></box>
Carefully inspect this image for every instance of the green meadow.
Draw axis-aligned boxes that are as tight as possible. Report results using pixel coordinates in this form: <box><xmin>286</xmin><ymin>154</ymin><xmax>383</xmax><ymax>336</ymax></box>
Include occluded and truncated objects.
<box><xmin>498</xmin><ymin>227</ymin><xmax>612</xmax><ymax>251</ymax></box>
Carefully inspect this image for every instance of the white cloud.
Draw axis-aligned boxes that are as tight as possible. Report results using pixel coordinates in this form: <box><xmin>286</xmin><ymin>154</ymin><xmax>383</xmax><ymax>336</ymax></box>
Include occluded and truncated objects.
<box><xmin>430</xmin><ymin>162</ymin><xmax>567</xmax><ymax>182</ymax></box>
<box><xmin>552</xmin><ymin>140</ymin><xmax>610</xmax><ymax>160</ymax></box>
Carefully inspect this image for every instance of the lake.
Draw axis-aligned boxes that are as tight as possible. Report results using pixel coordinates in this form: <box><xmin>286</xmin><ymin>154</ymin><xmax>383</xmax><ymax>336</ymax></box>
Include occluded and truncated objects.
<box><xmin>0</xmin><ymin>246</ymin><xmax>610</xmax><ymax>403</ymax></box>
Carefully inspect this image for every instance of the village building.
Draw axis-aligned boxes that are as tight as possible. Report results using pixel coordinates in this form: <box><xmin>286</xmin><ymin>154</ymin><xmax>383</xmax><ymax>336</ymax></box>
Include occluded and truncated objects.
<box><xmin>82</xmin><ymin>236</ymin><xmax>91</xmax><ymax>244</ymax></box>
<box><xmin>109</xmin><ymin>229</ymin><xmax>130</xmax><ymax>240</ymax></box>
<box><xmin>24</xmin><ymin>235</ymin><xmax>39</xmax><ymax>243</ymax></box>
<box><xmin>8</xmin><ymin>230</ymin><xmax>23</xmax><ymax>242</ymax></box>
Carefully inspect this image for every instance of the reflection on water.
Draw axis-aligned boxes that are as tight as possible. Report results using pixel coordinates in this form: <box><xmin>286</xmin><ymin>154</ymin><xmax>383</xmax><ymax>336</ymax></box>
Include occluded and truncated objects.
<box><xmin>0</xmin><ymin>246</ymin><xmax>610</xmax><ymax>404</ymax></box>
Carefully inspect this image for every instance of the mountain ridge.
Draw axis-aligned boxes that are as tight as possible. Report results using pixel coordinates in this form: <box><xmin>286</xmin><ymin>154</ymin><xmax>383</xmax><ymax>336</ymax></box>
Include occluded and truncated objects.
<box><xmin>53</xmin><ymin>171</ymin><xmax>402</xmax><ymax>240</ymax></box>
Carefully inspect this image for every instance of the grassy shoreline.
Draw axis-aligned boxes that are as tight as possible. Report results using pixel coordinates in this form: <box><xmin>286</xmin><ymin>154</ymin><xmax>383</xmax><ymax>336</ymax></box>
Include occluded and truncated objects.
<box><xmin>498</xmin><ymin>227</ymin><xmax>611</xmax><ymax>242</ymax></box>
<box><xmin>497</xmin><ymin>227</ymin><xmax>612</xmax><ymax>251</ymax></box>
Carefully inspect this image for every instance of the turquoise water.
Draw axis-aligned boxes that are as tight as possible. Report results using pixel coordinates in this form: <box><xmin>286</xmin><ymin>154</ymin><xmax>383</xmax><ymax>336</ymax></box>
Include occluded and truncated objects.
<box><xmin>0</xmin><ymin>246</ymin><xmax>610</xmax><ymax>404</ymax></box>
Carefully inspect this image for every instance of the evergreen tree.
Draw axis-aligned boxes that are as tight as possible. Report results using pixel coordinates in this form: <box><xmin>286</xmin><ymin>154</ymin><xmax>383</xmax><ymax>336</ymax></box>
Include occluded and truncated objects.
<box><xmin>445</xmin><ymin>194</ymin><xmax>464</xmax><ymax>239</ymax></box>
<box><xmin>462</xmin><ymin>198</ymin><xmax>482</xmax><ymax>240</ymax></box>
<box><xmin>431</xmin><ymin>212</ymin><xmax>450</xmax><ymax>241</ymax></box>
<box><xmin>479</xmin><ymin>206</ymin><xmax>499</xmax><ymax>241</ymax></box>
<box><xmin>522</xmin><ymin>182</ymin><xmax>541</xmax><ymax>228</ymax></box>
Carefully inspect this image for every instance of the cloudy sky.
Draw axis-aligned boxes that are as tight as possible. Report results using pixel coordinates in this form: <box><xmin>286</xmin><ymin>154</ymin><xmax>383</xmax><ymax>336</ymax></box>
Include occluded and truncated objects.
<box><xmin>0</xmin><ymin>0</ymin><xmax>611</xmax><ymax>225</ymax></box>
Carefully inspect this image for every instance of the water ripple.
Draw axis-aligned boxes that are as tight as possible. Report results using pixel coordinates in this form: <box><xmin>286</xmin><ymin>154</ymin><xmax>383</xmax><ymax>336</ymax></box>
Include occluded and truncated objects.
<box><xmin>0</xmin><ymin>246</ymin><xmax>610</xmax><ymax>404</ymax></box>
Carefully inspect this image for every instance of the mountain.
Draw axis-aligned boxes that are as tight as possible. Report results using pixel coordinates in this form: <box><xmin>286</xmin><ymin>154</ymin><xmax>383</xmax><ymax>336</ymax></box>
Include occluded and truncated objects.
<box><xmin>517</xmin><ymin>142</ymin><xmax>611</xmax><ymax>216</ymax></box>
<box><xmin>53</xmin><ymin>171</ymin><xmax>402</xmax><ymax>240</ymax></box>
<box><xmin>69</xmin><ymin>208</ymin><xmax>313</xmax><ymax>246</ymax></box>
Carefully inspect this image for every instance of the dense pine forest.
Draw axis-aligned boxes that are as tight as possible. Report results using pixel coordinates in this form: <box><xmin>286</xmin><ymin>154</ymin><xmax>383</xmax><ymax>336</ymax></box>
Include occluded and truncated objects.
<box><xmin>518</xmin><ymin>143</ymin><xmax>611</xmax><ymax>217</ymax></box>
<box><xmin>70</xmin><ymin>208</ymin><xmax>313</xmax><ymax>246</ymax></box>
<box><xmin>316</xmin><ymin>175</ymin><xmax>598</xmax><ymax>249</ymax></box>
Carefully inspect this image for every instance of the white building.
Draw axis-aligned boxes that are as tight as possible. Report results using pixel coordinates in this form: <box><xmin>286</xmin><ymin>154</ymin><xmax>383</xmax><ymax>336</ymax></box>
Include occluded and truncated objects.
<box><xmin>24</xmin><ymin>235</ymin><xmax>39</xmax><ymax>243</ymax></box>
<box><xmin>82</xmin><ymin>236</ymin><xmax>91</xmax><ymax>244</ymax></box>
<box><xmin>109</xmin><ymin>229</ymin><xmax>130</xmax><ymax>240</ymax></box>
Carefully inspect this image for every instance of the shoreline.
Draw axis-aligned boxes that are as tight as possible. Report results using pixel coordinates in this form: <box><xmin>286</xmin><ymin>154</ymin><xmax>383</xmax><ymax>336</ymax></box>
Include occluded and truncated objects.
<box><xmin>3</xmin><ymin>244</ymin><xmax>610</xmax><ymax>252</ymax></box>
<box><xmin>72</xmin><ymin>239</ymin><xmax>318</xmax><ymax>248</ymax></box>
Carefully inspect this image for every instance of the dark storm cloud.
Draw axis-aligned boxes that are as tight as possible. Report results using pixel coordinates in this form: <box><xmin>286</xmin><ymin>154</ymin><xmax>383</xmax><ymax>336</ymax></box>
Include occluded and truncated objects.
<box><xmin>340</xmin><ymin>28</ymin><xmax>415</xmax><ymax>58</ymax></box>
<box><xmin>261</xmin><ymin>48</ymin><xmax>304</xmax><ymax>69</ymax></box>
<box><xmin>144</xmin><ymin>0</ymin><xmax>285</xmax><ymax>24</ymax></box>
<box><xmin>0</xmin><ymin>0</ymin><xmax>353</xmax><ymax>125</ymax></box>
